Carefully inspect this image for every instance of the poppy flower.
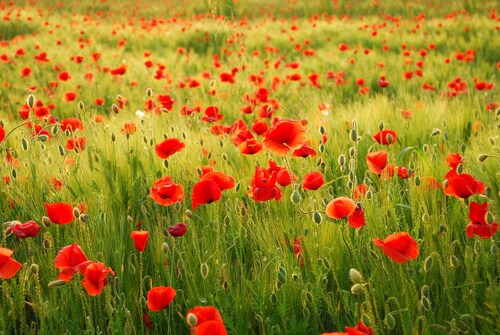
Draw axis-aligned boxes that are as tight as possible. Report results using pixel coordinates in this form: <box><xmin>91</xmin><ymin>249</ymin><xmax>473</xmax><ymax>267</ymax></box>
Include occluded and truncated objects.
<box><xmin>158</xmin><ymin>94</ymin><xmax>176</xmax><ymax>111</ymax></box>
<box><xmin>0</xmin><ymin>248</ymin><xmax>22</xmax><ymax>279</ymax></box>
<box><xmin>155</xmin><ymin>138</ymin><xmax>185</xmax><ymax>159</ymax></box>
<box><xmin>10</xmin><ymin>220</ymin><xmax>41</xmax><ymax>238</ymax></box>
<box><xmin>121</xmin><ymin>122</ymin><xmax>137</xmax><ymax>135</ymax></box>
<box><xmin>192</xmin><ymin>179</ymin><xmax>222</xmax><ymax>210</ymax></box>
<box><xmin>130</xmin><ymin>231</ymin><xmax>149</xmax><ymax>252</ymax></box>
<box><xmin>201</xmin><ymin>106</ymin><xmax>223</xmax><ymax>123</ymax></box>
<box><xmin>374</xmin><ymin>232</ymin><xmax>419</xmax><ymax>264</ymax></box>
<box><xmin>348</xmin><ymin>206</ymin><xmax>365</xmax><ymax>228</ymax></box>
<box><xmin>366</xmin><ymin>150</ymin><xmax>388</xmax><ymax>174</ymax></box>
<box><xmin>81</xmin><ymin>262</ymin><xmax>115</xmax><ymax>296</ymax></box>
<box><xmin>353</xmin><ymin>184</ymin><xmax>368</xmax><ymax>200</ymax></box>
<box><xmin>200</xmin><ymin>171</ymin><xmax>234</xmax><ymax>191</ymax></box>
<box><xmin>263</xmin><ymin>119</ymin><xmax>306</xmax><ymax>156</ymax></box>
<box><xmin>187</xmin><ymin>306</ymin><xmax>227</xmax><ymax>335</ymax></box>
<box><xmin>248</xmin><ymin>167</ymin><xmax>282</xmax><ymax>202</ymax></box>
<box><xmin>147</xmin><ymin>286</ymin><xmax>176</xmax><ymax>311</ymax></box>
<box><xmin>44</xmin><ymin>202</ymin><xmax>74</xmax><ymax>224</ymax></box>
<box><xmin>325</xmin><ymin>197</ymin><xmax>357</xmax><ymax>219</ymax></box>
<box><xmin>167</xmin><ymin>222</ymin><xmax>187</xmax><ymax>237</ymax></box>
<box><xmin>239</xmin><ymin>138</ymin><xmax>263</xmax><ymax>155</ymax></box>
<box><xmin>445</xmin><ymin>153</ymin><xmax>462</xmax><ymax>170</ymax></box>
<box><xmin>345</xmin><ymin>321</ymin><xmax>374</xmax><ymax>335</ymax></box>
<box><xmin>64</xmin><ymin>91</ymin><xmax>77</xmax><ymax>102</ymax></box>
<box><xmin>267</xmin><ymin>160</ymin><xmax>295</xmax><ymax>187</ymax></box>
<box><xmin>397</xmin><ymin>166</ymin><xmax>411</xmax><ymax>179</ymax></box>
<box><xmin>466</xmin><ymin>202</ymin><xmax>498</xmax><ymax>239</ymax></box>
<box><xmin>150</xmin><ymin>176</ymin><xmax>184</xmax><ymax>206</ymax></box>
<box><xmin>292</xmin><ymin>143</ymin><xmax>317</xmax><ymax>158</ymax></box>
<box><xmin>0</xmin><ymin>125</ymin><xmax>5</xmax><ymax>143</ymax></box>
<box><xmin>54</xmin><ymin>243</ymin><xmax>93</xmax><ymax>282</ymax></box>
<box><xmin>373</xmin><ymin>129</ymin><xmax>397</xmax><ymax>145</ymax></box>
<box><xmin>66</xmin><ymin>137</ymin><xmax>86</xmax><ymax>152</ymax></box>
<box><xmin>443</xmin><ymin>170</ymin><xmax>485</xmax><ymax>199</ymax></box>
<box><xmin>60</xmin><ymin>118</ymin><xmax>84</xmax><ymax>132</ymax></box>
<box><xmin>302</xmin><ymin>171</ymin><xmax>324</xmax><ymax>190</ymax></box>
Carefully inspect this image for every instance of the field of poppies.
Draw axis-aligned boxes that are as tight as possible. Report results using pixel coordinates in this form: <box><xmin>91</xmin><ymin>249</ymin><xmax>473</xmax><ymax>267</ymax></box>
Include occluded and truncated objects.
<box><xmin>0</xmin><ymin>0</ymin><xmax>499</xmax><ymax>334</ymax></box>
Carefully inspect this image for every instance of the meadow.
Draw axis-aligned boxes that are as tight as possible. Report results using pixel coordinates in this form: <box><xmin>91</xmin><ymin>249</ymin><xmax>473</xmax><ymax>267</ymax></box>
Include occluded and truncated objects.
<box><xmin>0</xmin><ymin>0</ymin><xmax>499</xmax><ymax>334</ymax></box>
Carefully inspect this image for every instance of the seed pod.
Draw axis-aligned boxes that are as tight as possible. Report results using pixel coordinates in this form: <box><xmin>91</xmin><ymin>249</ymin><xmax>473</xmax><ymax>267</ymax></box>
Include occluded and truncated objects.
<box><xmin>21</xmin><ymin>138</ymin><xmax>28</xmax><ymax>151</ymax></box>
<box><xmin>73</xmin><ymin>207</ymin><xmax>81</xmax><ymax>218</ymax></box>
<box><xmin>415</xmin><ymin>176</ymin><xmax>421</xmax><ymax>186</ymax></box>
<box><xmin>349</xmin><ymin>147</ymin><xmax>356</xmax><ymax>157</ymax></box>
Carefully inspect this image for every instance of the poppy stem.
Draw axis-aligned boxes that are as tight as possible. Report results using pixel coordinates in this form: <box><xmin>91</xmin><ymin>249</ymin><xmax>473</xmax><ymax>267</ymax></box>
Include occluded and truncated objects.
<box><xmin>1</xmin><ymin>119</ymin><xmax>37</xmax><ymax>146</ymax></box>
<box><xmin>339</xmin><ymin>225</ymin><xmax>352</xmax><ymax>258</ymax></box>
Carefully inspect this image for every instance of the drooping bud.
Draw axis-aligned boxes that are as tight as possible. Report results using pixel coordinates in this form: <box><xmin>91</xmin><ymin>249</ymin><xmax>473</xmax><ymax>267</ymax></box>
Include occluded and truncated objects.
<box><xmin>348</xmin><ymin>268</ymin><xmax>363</xmax><ymax>284</ymax></box>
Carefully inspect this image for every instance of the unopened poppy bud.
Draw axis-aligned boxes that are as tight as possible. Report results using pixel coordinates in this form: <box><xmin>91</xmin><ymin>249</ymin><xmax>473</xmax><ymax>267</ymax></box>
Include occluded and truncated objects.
<box><xmin>73</xmin><ymin>207</ymin><xmax>81</xmax><ymax>218</ymax></box>
<box><xmin>378</xmin><ymin>120</ymin><xmax>385</xmax><ymax>131</ymax></box>
<box><xmin>460</xmin><ymin>144</ymin><xmax>466</xmax><ymax>153</ymax></box>
<box><xmin>477</xmin><ymin>154</ymin><xmax>488</xmax><ymax>163</ymax></box>
<box><xmin>79</xmin><ymin>214</ymin><xmax>89</xmax><ymax>223</ymax></box>
<box><xmin>348</xmin><ymin>268</ymin><xmax>363</xmax><ymax>284</ymax></box>
<box><xmin>361</xmin><ymin>314</ymin><xmax>371</xmax><ymax>327</ymax></box>
<box><xmin>21</xmin><ymin>138</ymin><xmax>28</xmax><ymax>151</ymax></box>
<box><xmin>269</xmin><ymin>293</ymin><xmax>277</xmax><ymax>304</ymax></box>
<box><xmin>420</xmin><ymin>296</ymin><xmax>431</xmax><ymax>310</ymax></box>
<box><xmin>316</xmin><ymin>157</ymin><xmax>323</xmax><ymax>166</ymax></box>
<box><xmin>319</xmin><ymin>125</ymin><xmax>326</xmax><ymax>135</ymax></box>
<box><xmin>338</xmin><ymin>154</ymin><xmax>346</xmax><ymax>167</ymax></box>
<box><xmin>48</xmin><ymin>279</ymin><xmax>67</xmax><ymax>287</ymax></box>
<box><xmin>11</xmin><ymin>168</ymin><xmax>16</xmax><ymax>179</ymax></box>
<box><xmin>382</xmin><ymin>313</ymin><xmax>395</xmax><ymax>331</ymax></box>
<box><xmin>185</xmin><ymin>210</ymin><xmax>193</xmax><ymax>218</ymax></box>
<box><xmin>292</xmin><ymin>273</ymin><xmax>299</xmax><ymax>281</ymax></box>
<box><xmin>349</xmin><ymin>147</ymin><xmax>356</xmax><ymax>157</ymax></box>
<box><xmin>39</xmin><ymin>134</ymin><xmax>49</xmax><ymax>142</ymax></box>
<box><xmin>431</xmin><ymin>128</ymin><xmax>441</xmax><ymax>136</ymax></box>
<box><xmin>146</xmin><ymin>88</ymin><xmax>153</xmax><ymax>97</ymax></box>
<box><xmin>319</xmin><ymin>144</ymin><xmax>325</xmax><ymax>153</ymax></box>
<box><xmin>222</xmin><ymin>153</ymin><xmax>228</xmax><ymax>161</ymax></box>
<box><xmin>485</xmin><ymin>211</ymin><xmax>495</xmax><ymax>225</ymax></box>
<box><xmin>42</xmin><ymin>216</ymin><xmax>51</xmax><ymax>227</ymax></box>
<box><xmin>415</xmin><ymin>176</ymin><xmax>421</xmax><ymax>186</ymax></box>
<box><xmin>162</xmin><ymin>242</ymin><xmax>169</xmax><ymax>254</ymax></box>
<box><xmin>235</xmin><ymin>183</ymin><xmax>240</xmax><ymax>192</ymax></box>
<box><xmin>313</xmin><ymin>211</ymin><xmax>322</xmax><ymax>224</ymax></box>
<box><xmin>78</xmin><ymin>101</ymin><xmax>85</xmax><ymax>111</ymax></box>
<box><xmin>450</xmin><ymin>255</ymin><xmax>459</xmax><ymax>268</ymax></box>
<box><xmin>30</xmin><ymin>263</ymin><xmax>39</xmax><ymax>275</ymax></box>
<box><xmin>200</xmin><ymin>263</ymin><xmax>209</xmax><ymax>279</ymax></box>
<box><xmin>349</xmin><ymin>129</ymin><xmax>357</xmax><ymax>142</ymax></box>
<box><xmin>27</xmin><ymin>94</ymin><xmax>36</xmax><ymax>109</ymax></box>
<box><xmin>111</xmin><ymin>104</ymin><xmax>119</xmax><ymax>114</ymax></box>
<box><xmin>291</xmin><ymin>191</ymin><xmax>301</xmax><ymax>205</ymax></box>
<box><xmin>187</xmin><ymin>313</ymin><xmax>198</xmax><ymax>327</ymax></box>
<box><xmin>457</xmin><ymin>163</ymin><xmax>464</xmax><ymax>174</ymax></box>
<box><xmin>365</xmin><ymin>190</ymin><xmax>373</xmax><ymax>200</ymax></box>
<box><xmin>424</xmin><ymin>255</ymin><xmax>433</xmax><ymax>272</ymax></box>
<box><xmin>350</xmin><ymin>283</ymin><xmax>365</xmax><ymax>295</ymax></box>
<box><xmin>387</xmin><ymin>133</ymin><xmax>394</xmax><ymax>144</ymax></box>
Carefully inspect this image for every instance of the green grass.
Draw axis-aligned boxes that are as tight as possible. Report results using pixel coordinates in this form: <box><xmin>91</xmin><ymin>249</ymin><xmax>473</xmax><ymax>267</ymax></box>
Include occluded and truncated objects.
<box><xmin>0</xmin><ymin>0</ymin><xmax>499</xmax><ymax>334</ymax></box>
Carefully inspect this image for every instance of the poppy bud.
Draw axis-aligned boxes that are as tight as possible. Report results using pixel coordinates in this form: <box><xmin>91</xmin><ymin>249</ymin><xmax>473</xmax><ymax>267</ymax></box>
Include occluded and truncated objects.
<box><xmin>420</xmin><ymin>285</ymin><xmax>430</xmax><ymax>297</ymax></box>
<box><xmin>73</xmin><ymin>207</ymin><xmax>81</xmax><ymax>218</ymax></box>
<box><xmin>39</xmin><ymin>134</ymin><xmax>49</xmax><ymax>142</ymax></box>
<box><xmin>48</xmin><ymin>279</ymin><xmax>67</xmax><ymax>287</ymax></box>
<box><xmin>270</xmin><ymin>293</ymin><xmax>277</xmax><ymax>304</ymax></box>
<box><xmin>474</xmin><ymin>240</ymin><xmax>481</xmax><ymax>255</ymax></box>
<box><xmin>319</xmin><ymin>144</ymin><xmax>325</xmax><ymax>153</ymax></box>
<box><xmin>431</xmin><ymin>128</ymin><xmax>441</xmax><ymax>136</ymax></box>
<box><xmin>235</xmin><ymin>183</ymin><xmax>241</xmax><ymax>192</ymax></box>
<box><xmin>477</xmin><ymin>154</ymin><xmax>488</xmax><ymax>163</ymax></box>
<box><xmin>349</xmin><ymin>129</ymin><xmax>357</xmax><ymax>143</ymax></box>
<box><xmin>485</xmin><ymin>211</ymin><xmax>495</xmax><ymax>225</ymax></box>
<box><xmin>415</xmin><ymin>176</ymin><xmax>421</xmax><ymax>186</ymax></box>
<box><xmin>348</xmin><ymin>268</ymin><xmax>363</xmax><ymax>284</ymax></box>
<box><xmin>291</xmin><ymin>191</ymin><xmax>301</xmax><ymax>205</ymax></box>
<box><xmin>200</xmin><ymin>263</ymin><xmax>209</xmax><ymax>279</ymax></box>
<box><xmin>11</xmin><ymin>169</ymin><xmax>16</xmax><ymax>179</ymax></box>
<box><xmin>30</xmin><ymin>264</ymin><xmax>39</xmax><ymax>275</ymax></box>
<box><xmin>349</xmin><ymin>147</ymin><xmax>356</xmax><ymax>157</ymax></box>
<box><xmin>146</xmin><ymin>88</ymin><xmax>153</xmax><ymax>97</ymax></box>
<box><xmin>185</xmin><ymin>210</ymin><xmax>193</xmax><ymax>218</ymax></box>
<box><xmin>79</xmin><ymin>214</ymin><xmax>89</xmax><ymax>223</ymax></box>
<box><xmin>450</xmin><ymin>255</ymin><xmax>459</xmax><ymax>268</ymax></box>
<box><xmin>111</xmin><ymin>104</ymin><xmax>119</xmax><ymax>114</ymax></box>
<box><xmin>27</xmin><ymin>94</ymin><xmax>36</xmax><ymax>109</ymax></box>
<box><xmin>350</xmin><ymin>283</ymin><xmax>365</xmax><ymax>295</ymax></box>
<box><xmin>78</xmin><ymin>101</ymin><xmax>85</xmax><ymax>111</ymax></box>
<box><xmin>313</xmin><ymin>211</ymin><xmax>322</xmax><ymax>224</ymax></box>
<box><xmin>338</xmin><ymin>154</ymin><xmax>346</xmax><ymax>167</ymax></box>
<box><xmin>456</xmin><ymin>163</ymin><xmax>464</xmax><ymax>174</ymax></box>
<box><xmin>186</xmin><ymin>313</ymin><xmax>198</xmax><ymax>327</ymax></box>
<box><xmin>162</xmin><ymin>242</ymin><xmax>169</xmax><ymax>254</ymax></box>
<box><xmin>319</xmin><ymin>125</ymin><xmax>326</xmax><ymax>135</ymax></box>
<box><xmin>362</xmin><ymin>314</ymin><xmax>371</xmax><ymax>327</ymax></box>
<box><xmin>42</xmin><ymin>216</ymin><xmax>51</xmax><ymax>227</ymax></box>
<box><xmin>322</xmin><ymin>257</ymin><xmax>331</xmax><ymax>270</ymax></box>
<box><xmin>21</xmin><ymin>138</ymin><xmax>28</xmax><ymax>151</ymax></box>
<box><xmin>292</xmin><ymin>273</ymin><xmax>299</xmax><ymax>281</ymax></box>
<box><xmin>424</xmin><ymin>255</ymin><xmax>433</xmax><ymax>272</ymax></box>
<box><xmin>316</xmin><ymin>157</ymin><xmax>323</xmax><ymax>166</ymax></box>
<box><xmin>387</xmin><ymin>134</ymin><xmax>394</xmax><ymax>144</ymax></box>
<box><xmin>385</xmin><ymin>313</ymin><xmax>396</xmax><ymax>330</ymax></box>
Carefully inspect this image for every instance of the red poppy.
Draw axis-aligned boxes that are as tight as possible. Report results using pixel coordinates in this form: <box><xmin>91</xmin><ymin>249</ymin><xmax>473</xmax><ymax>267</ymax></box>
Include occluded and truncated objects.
<box><xmin>121</xmin><ymin>122</ymin><xmax>137</xmax><ymax>135</ymax></box>
<box><xmin>348</xmin><ymin>206</ymin><xmax>365</xmax><ymax>228</ymax></box>
<box><xmin>445</xmin><ymin>153</ymin><xmax>462</xmax><ymax>170</ymax></box>
<box><xmin>366</xmin><ymin>150</ymin><xmax>388</xmax><ymax>174</ymax></box>
<box><xmin>292</xmin><ymin>142</ymin><xmax>317</xmax><ymax>158</ymax></box>
<box><xmin>81</xmin><ymin>262</ymin><xmax>115</xmax><ymax>296</ymax></box>
<box><xmin>248</xmin><ymin>167</ymin><xmax>282</xmax><ymax>202</ymax></box>
<box><xmin>353</xmin><ymin>184</ymin><xmax>368</xmax><ymax>200</ymax></box>
<box><xmin>150</xmin><ymin>176</ymin><xmax>184</xmax><ymax>206</ymax></box>
<box><xmin>60</xmin><ymin>118</ymin><xmax>84</xmax><ymax>132</ymax></box>
<box><xmin>397</xmin><ymin>166</ymin><xmax>410</xmax><ymax>179</ymax></box>
<box><xmin>201</xmin><ymin>106</ymin><xmax>223</xmax><ymax>123</ymax></box>
<box><xmin>0</xmin><ymin>248</ymin><xmax>22</xmax><ymax>279</ymax></box>
<box><xmin>58</xmin><ymin>71</ymin><xmax>71</xmax><ymax>81</ymax></box>
<box><xmin>325</xmin><ymin>197</ymin><xmax>356</xmax><ymax>219</ymax></box>
<box><xmin>192</xmin><ymin>179</ymin><xmax>222</xmax><ymax>210</ymax></box>
<box><xmin>466</xmin><ymin>202</ymin><xmax>498</xmax><ymax>239</ymax></box>
<box><xmin>10</xmin><ymin>220</ymin><xmax>41</xmax><ymax>238</ymax></box>
<box><xmin>167</xmin><ymin>222</ymin><xmax>187</xmax><ymax>237</ymax></box>
<box><xmin>44</xmin><ymin>202</ymin><xmax>74</xmax><ymax>224</ymax></box>
<box><xmin>373</xmin><ymin>129</ymin><xmax>397</xmax><ymax>145</ymax></box>
<box><xmin>239</xmin><ymin>138</ymin><xmax>263</xmax><ymax>155</ymax></box>
<box><xmin>345</xmin><ymin>321</ymin><xmax>374</xmax><ymax>335</ymax></box>
<box><xmin>373</xmin><ymin>232</ymin><xmax>419</xmax><ymax>264</ymax></box>
<box><xmin>64</xmin><ymin>91</ymin><xmax>77</xmax><ymax>102</ymax></box>
<box><xmin>443</xmin><ymin>170</ymin><xmax>485</xmax><ymax>198</ymax></box>
<box><xmin>187</xmin><ymin>306</ymin><xmax>227</xmax><ymax>335</ymax></box>
<box><xmin>263</xmin><ymin>119</ymin><xmax>306</xmax><ymax>156</ymax></box>
<box><xmin>155</xmin><ymin>138</ymin><xmax>185</xmax><ymax>159</ymax></box>
<box><xmin>147</xmin><ymin>286</ymin><xmax>176</xmax><ymax>311</ymax></box>
<box><xmin>66</xmin><ymin>137</ymin><xmax>86</xmax><ymax>152</ymax></box>
<box><xmin>130</xmin><ymin>231</ymin><xmax>149</xmax><ymax>252</ymax></box>
<box><xmin>302</xmin><ymin>171</ymin><xmax>324</xmax><ymax>190</ymax></box>
<box><xmin>54</xmin><ymin>243</ymin><xmax>93</xmax><ymax>282</ymax></box>
<box><xmin>0</xmin><ymin>125</ymin><xmax>5</xmax><ymax>143</ymax></box>
<box><xmin>200</xmin><ymin>171</ymin><xmax>234</xmax><ymax>191</ymax></box>
<box><xmin>267</xmin><ymin>160</ymin><xmax>295</xmax><ymax>187</ymax></box>
<box><xmin>158</xmin><ymin>94</ymin><xmax>176</xmax><ymax>112</ymax></box>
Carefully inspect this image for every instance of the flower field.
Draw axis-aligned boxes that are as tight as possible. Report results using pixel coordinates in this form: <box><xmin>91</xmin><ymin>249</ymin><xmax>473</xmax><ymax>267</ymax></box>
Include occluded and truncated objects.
<box><xmin>0</xmin><ymin>0</ymin><xmax>499</xmax><ymax>334</ymax></box>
